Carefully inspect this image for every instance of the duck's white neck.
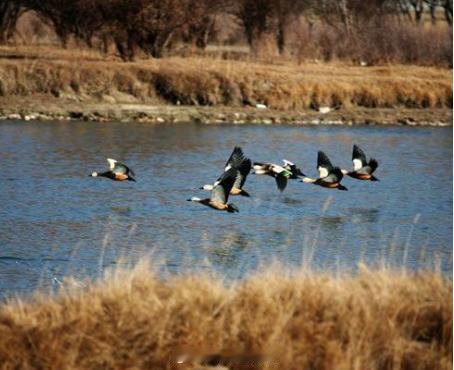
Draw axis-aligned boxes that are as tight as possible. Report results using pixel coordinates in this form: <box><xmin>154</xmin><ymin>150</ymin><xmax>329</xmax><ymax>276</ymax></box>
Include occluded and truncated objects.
<box><xmin>202</xmin><ymin>184</ymin><xmax>214</xmax><ymax>191</ymax></box>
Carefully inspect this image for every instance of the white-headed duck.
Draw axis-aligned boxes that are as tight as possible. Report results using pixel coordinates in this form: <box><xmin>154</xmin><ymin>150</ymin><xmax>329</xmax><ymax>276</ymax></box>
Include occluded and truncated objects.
<box><xmin>188</xmin><ymin>167</ymin><xmax>239</xmax><ymax>213</ymax></box>
<box><xmin>201</xmin><ymin>146</ymin><xmax>252</xmax><ymax>197</ymax></box>
<box><xmin>90</xmin><ymin>158</ymin><xmax>136</xmax><ymax>182</ymax></box>
<box><xmin>341</xmin><ymin>144</ymin><xmax>379</xmax><ymax>181</ymax></box>
<box><xmin>302</xmin><ymin>151</ymin><xmax>347</xmax><ymax>191</ymax></box>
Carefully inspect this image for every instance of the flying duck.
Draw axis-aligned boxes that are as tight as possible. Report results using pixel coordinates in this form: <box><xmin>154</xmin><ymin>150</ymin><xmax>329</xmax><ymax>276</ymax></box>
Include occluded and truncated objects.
<box><xmin>282</xmin><ymin>159</ymin><xmax>305</xmax><ymax>179</ymax></box>
<box><xmin>201</xmin><ymin>147</ymin><xmax>252</xmax><ymax>197</ymax></box>
<box><xmin>302</xmin><ymin>151</ymin><xmax>347</xmax><ymax>191</ymax></box>
<box><xmin>253</xmin><ymin>161</ymin><xmax>293</xmax><ymax>191</ymax></box>
<box><xmin>341</xmin><ymin>144</ymin><xmax>379</xmax><ymax>181</ymax></box>
<box><xmin>188</xmin><ymin>167</ymin><xmax>239</xmax><ymax>213</ymax></box>
<box><xmin>90</xmin><ymin>158</ymin><xmax>136</xmax><ymax>182</ymax></box>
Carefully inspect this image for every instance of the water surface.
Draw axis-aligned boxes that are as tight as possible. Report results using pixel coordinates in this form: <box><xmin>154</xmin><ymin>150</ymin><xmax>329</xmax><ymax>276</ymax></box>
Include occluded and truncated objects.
<box><xmin>0</xmin><ymin>121</ymin><xmax>452</xmax><ymax>296</ymax></box>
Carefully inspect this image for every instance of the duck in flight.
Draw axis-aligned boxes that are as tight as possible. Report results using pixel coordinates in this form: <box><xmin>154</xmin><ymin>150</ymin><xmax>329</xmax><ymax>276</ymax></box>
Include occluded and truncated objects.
<box><xmin>341</xmin><ymin>144</ymin><xmax>379</xmax><ymax>181</ymax></box>
<box><xmin>253</xmin><ymin>159</ymin><xmax>305</xmax><ymax>191</ymax></box>
<box><xmin>302</xmin><ymin>151</ymin><xmax>347</xmax><ymax>191</ymax></box>
<box><xmin>282</xmin><ymin>159</ymin><xmax>305</xmax><ymax>179</ymax></box>
<box><xmin>253</xmin><ymin>161</ymin><xmax>293</xmax><ymax>191</ymax></box>
<box><xmin>200</xmin><ymin>146</ymin><xmax>252</xmax><ymax>197</ymax></box>
<box><xmin>90</xmin><ymin>158</ymin><xmax>136</xmax><ymax>182</ymax></box>
<box><xmin>188</xmin><ymin>167</ymin><xmax>239</xmax><ymax>213</ymax></box>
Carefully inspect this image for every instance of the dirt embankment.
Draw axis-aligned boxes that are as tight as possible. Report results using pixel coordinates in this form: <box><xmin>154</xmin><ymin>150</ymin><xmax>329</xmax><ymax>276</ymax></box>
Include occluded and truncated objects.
<box><xmin>0</xmin><ymin>47</ymin><xmax>451</xmax><ymax>125</ymax></box>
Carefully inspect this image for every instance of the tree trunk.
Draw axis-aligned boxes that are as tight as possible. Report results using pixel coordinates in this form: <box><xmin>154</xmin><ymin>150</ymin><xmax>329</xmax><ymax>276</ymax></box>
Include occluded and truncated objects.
<box><xmin>276</xmin><ymin>19</ymin><xmax>285</xmax><ymax>55</ymax></box>
<box><xmin>444</xmin><ymin>0</ymin><xmax>453</xmax><ymax>24</ymax></box>
<box><xmin>412</xmin><ymin>0</ymin><xmax>424</xmax><ymax>24</ymax></box>
<box><xmin>339</xmin><ymin>0</ymin><xmax>352</xmax><ymax>35</ymax></box>
<box><xmin>429</xmin><ymin>3</ymin><xmax>436</xmax><ymax>25</ymax></box>
<box><xmin>0</xmin><ymin>1</ymin><xmax>21</xmax><ymax>44</ymax></box>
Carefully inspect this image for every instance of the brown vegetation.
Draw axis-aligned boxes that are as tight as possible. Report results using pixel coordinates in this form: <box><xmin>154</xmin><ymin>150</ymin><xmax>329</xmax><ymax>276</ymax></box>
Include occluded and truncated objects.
<box><xmin>0</xmin><ymin>263</ymin><xmax>451</xmax><ymax>369</ymax></box>
<box><xmin>0</xmin><ymin>0</ymin><xmax>452</xmax><ymax>66</ymax></box>
<box><xmin>0</xmin><ymin>48</ymin><xmax>451</xmax><ymax>111</ymax></box>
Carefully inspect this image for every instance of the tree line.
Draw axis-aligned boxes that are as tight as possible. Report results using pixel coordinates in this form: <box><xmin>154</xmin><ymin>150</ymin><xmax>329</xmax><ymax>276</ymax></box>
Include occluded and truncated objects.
<box><xmin>0</xmin><ymin>0</ymin><xmax>452</xmax><ymax>60</ymax></box>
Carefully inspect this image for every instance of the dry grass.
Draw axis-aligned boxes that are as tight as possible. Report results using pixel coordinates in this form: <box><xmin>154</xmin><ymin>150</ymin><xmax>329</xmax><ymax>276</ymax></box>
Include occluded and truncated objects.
<box><xmin>0</xmin><ymin>46</ymin><xmax>451</xmax><ymax>111</ymax></box>
<box><xmin>0</xmin><ymin>262</ymin><xmax>451</xmax><ymax>370</ymax></box>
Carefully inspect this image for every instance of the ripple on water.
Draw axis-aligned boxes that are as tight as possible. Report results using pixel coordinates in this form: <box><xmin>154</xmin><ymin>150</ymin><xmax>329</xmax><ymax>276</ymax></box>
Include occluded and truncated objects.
<box><xmin>0</xmin><ymin>121</ymin><xmax>452</xmax><ymax>296</ymax></box>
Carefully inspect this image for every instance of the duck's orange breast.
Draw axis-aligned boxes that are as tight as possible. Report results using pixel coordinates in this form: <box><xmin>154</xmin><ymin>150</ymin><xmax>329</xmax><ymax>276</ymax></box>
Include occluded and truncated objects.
<box><xmin>209</xmin><ymin>201</ymin><xmax>228</xmax><ymax>210</ymax></box>
<box><xmin>321</xmin><ymin>182</ymin><xmax>339</xmax><ymax>188</ymax></box>
<box><xmin>115</xmin><ymin>173</ymin><xmax>129</xmax><ymax>181</ymax></box>
<box><xmin>230</xmin><ymin>187</ymin><xmax>242</xmax><ymax>195</ymax></box>
<box><xmin>350</xmin><ymin>173</ymin><xmax>371</xmax><ymax>180</ymax></box>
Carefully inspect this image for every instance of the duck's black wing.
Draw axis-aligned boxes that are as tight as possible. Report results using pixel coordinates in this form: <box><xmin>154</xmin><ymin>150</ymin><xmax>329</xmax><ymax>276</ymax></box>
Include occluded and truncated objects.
<box><xmin>224</xmin><ymin>146</ymin><xmax>245</xmax><ymax>171</ymax></box>
<box><xmin>233</xmin><ymin>158</ymin><xmax>252</xmax><ymax>189</ymax></box>
<box><xmin>317</xmin><ymin>151</ymin><xmax>334</xmax><ymax>178</ymax></box>
<box><xmin>352</xmin><ymin>144</ymin><xmax>367</xmax><ymax>170</ymax></box>
<box><xmin>210</xmin><ymin>168</ymin><xmax>237</xmax><ymax>204</ymax></box>
<box><xmin>275</xmin><ymin>174</ymin><xmax>288</xmax><ymax>192</ymax></box>
<box><xmin>358</xmin><ymin>158</ymin><xmax>379</xmax><ymax>175</ymax></box>
<box><xmin>323</xmin><ymin>167</ymin><xmax>344</xmax><ymax>183</ymax></box>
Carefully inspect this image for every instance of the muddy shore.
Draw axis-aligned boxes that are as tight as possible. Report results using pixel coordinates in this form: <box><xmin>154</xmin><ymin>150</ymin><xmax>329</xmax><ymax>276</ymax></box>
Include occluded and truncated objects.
<box><xmin>0</xmin><ymin>97</ymin><xmax>451</xmax><ymax>126</ymax></box>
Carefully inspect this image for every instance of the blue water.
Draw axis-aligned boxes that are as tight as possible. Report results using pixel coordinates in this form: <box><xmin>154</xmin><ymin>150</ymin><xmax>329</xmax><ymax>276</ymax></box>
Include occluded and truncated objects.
<box><xmin>0</xmin><ymin>120</ymin><xmax>452</xmax><ymax>296</ymax></box>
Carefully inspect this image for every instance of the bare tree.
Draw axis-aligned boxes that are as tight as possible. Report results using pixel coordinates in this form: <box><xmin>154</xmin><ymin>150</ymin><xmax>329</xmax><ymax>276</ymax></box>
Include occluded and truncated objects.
<box><xmin>272</xmin><ymin>0</ymin><xmax>307</xmax><ymax>54</ymax></box>
<box><xmin>180</xmin><ymin>0</ymin><xmax>231</xmax><ymax>50</ymax></box>
<box><xmin>443</xmin><ymin>0</ymin><xmax>453</xmax><ymax>24</ymax></box>
<box><xmin>235</xmin><ymin>0</ymin><xmax>276</xmax><ymax>52</ymax></box>
<box><xmin>408</xmin><ymin>0</ymin><xmax>424</xmax><ymax>23</ymax></box>
<box><xmin>0</xmin><ymin>0</ymin><xmax>23</xmax><ymax>43</ymax></box>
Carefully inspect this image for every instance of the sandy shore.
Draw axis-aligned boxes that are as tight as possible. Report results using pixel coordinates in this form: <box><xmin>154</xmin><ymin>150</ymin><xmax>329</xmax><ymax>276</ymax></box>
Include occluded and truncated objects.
<box><xmin>0</xmin><ymin>97</ymin><xmax>451</xmax><ymax>126</ymax></box>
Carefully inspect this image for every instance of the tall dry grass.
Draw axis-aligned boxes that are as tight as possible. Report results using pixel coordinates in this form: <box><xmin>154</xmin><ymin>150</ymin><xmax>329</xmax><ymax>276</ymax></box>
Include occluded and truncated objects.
<box><xmin>0</xmin><ymin>262</ymin><xmax>451</xmax><ymax>370</ymax></box>
<box><xmin>0</xmin><ymin>47</ymin><xmax>451</xmax><ymax>110</ymax></box>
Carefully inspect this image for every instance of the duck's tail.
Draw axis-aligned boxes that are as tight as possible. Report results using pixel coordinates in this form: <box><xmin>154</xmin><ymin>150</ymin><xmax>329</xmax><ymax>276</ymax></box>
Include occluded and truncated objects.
<box><xmin>239</xmin><ymin>189</ymin><xmax>251</xmax><ymax>197</ymax></box>
<box><xmin>338</xmin><ymin>184</ymin><xmax>348</xmax><ymax>191</ymax></box>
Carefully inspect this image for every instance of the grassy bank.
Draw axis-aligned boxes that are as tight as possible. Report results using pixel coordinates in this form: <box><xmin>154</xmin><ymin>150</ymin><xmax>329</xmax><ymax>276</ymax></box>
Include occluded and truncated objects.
<box><xmin>0</xmin><ymin>46</ymin><xmax>451</xmax><ymax>125</ymax></box>
<box><xmin>0</xmin><ymin>263</ymin><xmax>451</xmax><ymax>370</ymax></box>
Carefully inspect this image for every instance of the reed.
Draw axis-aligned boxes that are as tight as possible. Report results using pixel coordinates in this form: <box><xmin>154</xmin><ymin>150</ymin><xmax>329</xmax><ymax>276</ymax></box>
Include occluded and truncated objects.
<box><xmin>0</xmin><ymin>261</ymin><xmax>451</xmax><ymax>370</ymax></box>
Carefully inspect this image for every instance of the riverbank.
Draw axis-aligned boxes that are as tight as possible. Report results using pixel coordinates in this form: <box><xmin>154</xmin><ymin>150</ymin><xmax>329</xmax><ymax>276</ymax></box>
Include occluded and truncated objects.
<box><xmin>0</xmin><ymin>97</ymin><xmax>451</xmax><ymax>126</ymax></box>
<box><xmin>0</xmin><ymin>46</ymin><xmax>451</xmax><ymax>126</ymax></box>
<box><xmin>0</xmin><ymin>263</ymin><xmax>451</xmax><ymax>370</ymax></box>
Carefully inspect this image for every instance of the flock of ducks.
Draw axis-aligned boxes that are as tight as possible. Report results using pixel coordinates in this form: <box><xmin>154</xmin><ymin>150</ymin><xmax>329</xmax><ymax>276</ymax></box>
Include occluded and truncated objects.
<box><xmin>90</xmin><ymin>145</ymin><xmax>379</xmax><ymax>213</ymax></box>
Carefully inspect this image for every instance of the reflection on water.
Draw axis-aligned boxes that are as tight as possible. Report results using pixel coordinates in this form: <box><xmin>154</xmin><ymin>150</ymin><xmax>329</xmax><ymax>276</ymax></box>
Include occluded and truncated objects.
<box><xmin>350</xmin><ymin>208</ymin><xmax>380</xmax><ymax>224</ymax></box>
<box><xmin>0</xmin><ymin>121</ymin><xmax>452</xmax><ymax>296</ymax></box>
